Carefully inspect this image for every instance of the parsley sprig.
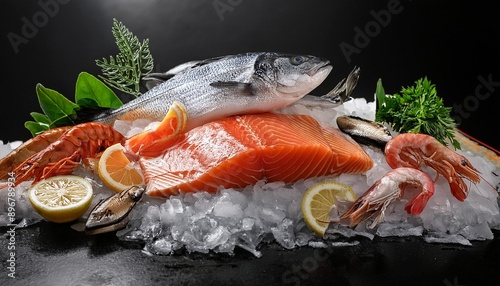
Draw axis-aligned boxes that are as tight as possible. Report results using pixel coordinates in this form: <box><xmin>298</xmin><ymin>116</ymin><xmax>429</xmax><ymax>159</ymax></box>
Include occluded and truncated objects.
<box><xmin>375</xmin><ymin>77</ymin><xmax>460</xmax><ymax>149</ymax></box>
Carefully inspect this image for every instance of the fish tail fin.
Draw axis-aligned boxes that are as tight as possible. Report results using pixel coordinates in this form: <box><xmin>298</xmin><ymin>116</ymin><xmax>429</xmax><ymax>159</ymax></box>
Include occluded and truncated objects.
<box><xmin>320</xmin><ymin>66</ymin><xmax>360</xmax><ymax>103</ymax></box>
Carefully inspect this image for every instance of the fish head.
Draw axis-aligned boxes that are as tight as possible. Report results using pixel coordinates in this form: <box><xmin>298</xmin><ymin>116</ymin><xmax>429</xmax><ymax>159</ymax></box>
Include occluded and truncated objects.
<box><xmin>253</xmin><ymin>53</ymin><xmax>332</xmax><ymax>99</ymax></box>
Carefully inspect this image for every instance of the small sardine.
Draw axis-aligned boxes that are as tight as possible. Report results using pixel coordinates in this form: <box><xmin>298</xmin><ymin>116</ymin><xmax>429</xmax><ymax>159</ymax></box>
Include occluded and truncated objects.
<box><xmin>83</xmin><ymin>52</ymin><xmax>332</xmax><ymax>131</ymax></box>
<box><xmin>85</xmin><ymin>186</ymin><xmax>145</xmax><ymax>235</ymax></box>
<box><xmin>336</xmin><ymin>115</ymin><xmax>393</xmax><ymax>150</ymax></box>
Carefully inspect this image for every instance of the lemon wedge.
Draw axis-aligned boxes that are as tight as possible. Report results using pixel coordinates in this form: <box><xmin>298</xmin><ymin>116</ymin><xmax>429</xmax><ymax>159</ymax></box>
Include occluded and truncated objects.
<box><xmin>301</xmin><ymin>181</ymin><xmax>356</xmax><ymax>237</ymax></box>
<box><xmin>28</xmin><ymin>175</ymin><xmax>93</xmax><ymax>223</ymax></box>
<box><xmin>97</xmin><ymin>143</ymin><xmax>145</xmax><ymax>192</ymax></box>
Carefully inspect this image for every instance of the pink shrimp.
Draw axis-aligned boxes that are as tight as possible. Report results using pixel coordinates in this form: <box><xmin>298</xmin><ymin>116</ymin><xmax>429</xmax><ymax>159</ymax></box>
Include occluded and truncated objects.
<box><xmin>385</xmin><ymin>133</ymin><xmax>481</xmax><ymax>202</ymax></box>
<box><xmin>340</xmin><ymin>167</ymin><xmax>434</xmax><ymax>229</ymax></box>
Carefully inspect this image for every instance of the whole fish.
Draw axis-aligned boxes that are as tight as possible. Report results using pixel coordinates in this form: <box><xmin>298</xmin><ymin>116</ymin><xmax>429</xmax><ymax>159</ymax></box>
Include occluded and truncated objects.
<box><xmin>89</xmin><ymin>52</ymin><xmax>332</xmax><ymax>130</ymax></box>
<box><xmin>336</xmin><ymin>115</ymin><xmax>393</xmax><ymax>150</ymax></box>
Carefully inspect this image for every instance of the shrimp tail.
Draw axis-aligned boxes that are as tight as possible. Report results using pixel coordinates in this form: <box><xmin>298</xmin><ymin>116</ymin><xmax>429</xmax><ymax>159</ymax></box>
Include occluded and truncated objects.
<box><xmin>404</xmin><ymin>185</ymin><xmax>434</xmax><ymax>215</ymax></box>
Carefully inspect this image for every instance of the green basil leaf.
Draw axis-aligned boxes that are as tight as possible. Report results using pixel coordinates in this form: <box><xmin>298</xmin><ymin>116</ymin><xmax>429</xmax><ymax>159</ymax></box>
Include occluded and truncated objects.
<box><xmin>30</xmin><ymin>112</ymin><xmax>51</xmax><ymax>125</ymax></box>
<box><xmin>76</xmin><ymin>98</ymin><xmax>99</xmax><ymax>108</ymax></box>
<box><xmin>36</xmin><ymin>84</ymin><xmax>78</xmax><ymax>124</ymax></box>
<box><xmin>51</xmin><ymin>115</ymin><xmax>78</xmax><ymax>127</ymax></box>
<box><xmin>75</xmin><ymin>72</ymin><xmax>122</xmax><ymax>108</ymax></box>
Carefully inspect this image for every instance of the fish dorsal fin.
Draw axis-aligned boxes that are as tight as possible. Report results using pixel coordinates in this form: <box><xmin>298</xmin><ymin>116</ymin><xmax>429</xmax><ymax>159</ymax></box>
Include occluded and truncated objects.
<box><xmin>142</xmin><ymin>55</ymin><xmax>235</xmax><ymax>90</ymax></box>
<box><xmin>142</xmin><ymin>73</ymin><xmax>173</xmax><ymax>90</ymax></box>
<box><xmin>210</xmin><ymin>81</ymin><xmax>255</xmax><ymax>96</ymax></box>
<box><xmin>142</xmin><ymin>60</ymin><xmax>205</xmax><ymax>90</ymax></box>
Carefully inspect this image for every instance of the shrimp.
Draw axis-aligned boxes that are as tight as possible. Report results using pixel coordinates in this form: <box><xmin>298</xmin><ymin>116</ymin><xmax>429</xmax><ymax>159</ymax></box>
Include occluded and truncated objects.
<box><xmin>0</xmin><ymin>126</ymin><xmax>71</xmax><ymax>180</ymax></box>
<box><xmin>10</xmin><ymin>122</ymin><xmax>125</xmax><ymax>186</ymax></box>
<box><xmin>385</xmin><ymin>133</ymin><xmax>481</xmax><ymax>202</ymax></box>
<box><xmin>340</xmin><ymin>167</ymin><xmax>434</xmax><ymax>229</ymax></box>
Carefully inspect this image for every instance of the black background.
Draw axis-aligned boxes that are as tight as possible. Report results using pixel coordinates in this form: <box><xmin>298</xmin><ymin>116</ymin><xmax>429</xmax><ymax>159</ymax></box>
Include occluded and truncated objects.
<box><xmin>0</xmin><ymin>0</ymin><xmax>499</xmax><ymax>151</ymax></box>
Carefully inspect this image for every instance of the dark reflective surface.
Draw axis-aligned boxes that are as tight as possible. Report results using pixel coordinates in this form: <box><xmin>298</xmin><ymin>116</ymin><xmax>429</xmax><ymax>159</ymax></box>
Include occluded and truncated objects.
<box><xmin>1</xmin><ymin>222</ymin><xmax>499</xmax><ymax>285</ymax></box>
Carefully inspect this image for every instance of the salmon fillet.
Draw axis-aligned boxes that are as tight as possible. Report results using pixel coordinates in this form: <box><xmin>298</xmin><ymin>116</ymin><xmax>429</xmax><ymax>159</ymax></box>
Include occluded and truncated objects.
<box><xmin>140</xmin><ymin>113</ymin><xmax>373</xmax><ymax>197</ymax></box>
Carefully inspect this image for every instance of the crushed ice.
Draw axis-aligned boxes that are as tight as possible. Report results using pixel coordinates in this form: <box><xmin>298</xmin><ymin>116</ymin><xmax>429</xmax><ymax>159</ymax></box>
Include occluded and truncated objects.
<box><xmin>1</xmin><ymin>98</ymin><xmax>499</xmax><ymax>257</ymax></box>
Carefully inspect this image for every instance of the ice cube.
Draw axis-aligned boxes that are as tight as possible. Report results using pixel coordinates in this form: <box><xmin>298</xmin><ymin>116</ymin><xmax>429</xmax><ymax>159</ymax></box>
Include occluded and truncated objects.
<box><xmin>331</xmin><ymin>241</ymin><xmax>360</xmax><ymax>247</ymax></box>
<box><xmin>220</xmin><ymin>188</ymin><xmax>248</xmax><ymax>206</ymax></box>
<box><xmin>271</xmin><ymin>218</ymin><xmax>295</xmax><ymax>249</ymax></box>
<box><xmin>181</xmin><ymin>231</ymin><xmax>208</xmax><ymax>253</ymax></box>
<box><xmin>214</xmin><ymin>200</ymin><xmax>243</xmax><ymax>220</ymax></box>
<box><xmin>160</xmin><ymin>201</ymin><xmax>178</xmax><ymax>226</ymax></box>
<box><xmin>294</xmin><ymin>232</ymin><xmax>313</xmax><ymax>247</ymax></box>
<box><xmin>424</xmin><ymin>233</ymin><xmax>472</xmax><ymax>246</ymax></box>
<box><xmin>259</xmin><ymin>207</ymin><xmax>286</xmax><ymax>225</ymax></box>
<box><xmin>240</xmin><ymin>217</ymin><xmax>255</xmax><ymax>231</ymax></box>
<box><xmin>0</xmin><ymin>140</ymin><xmax>21</xmax><ymax>159</ymax></box>
<box><xmin>146</xmin><ymin>236</ymin><xmax>179</xmax><ymax>255</ymax></box>
<box><xmin>459</xmin><ymin>223</ymin><xmax>494</xmax><ymax>240</ymax></box>
<box><xmin>235</xmin><ymin>231</ymin><xmax>264</xmax><ymax>258</ymax></box>
<box><xmin>169</xmin><ymin>197</ymin><xmax>184</xmax><ymax>214</ymax></box>
<box><xmin>215</xmin><ymin>235</ymin><xmax>236</xmax><ymax>254</ymax></box>
<box><xmin>376</xmin><ymin>222</ymin><xmax>424</xmax><ymax>237</ymax></box>
<box><xmin>204</xmin><ymin>226</ymin><xmax>231</xmax><ymax>249</ymax></box>
<box><xmin>243</xmin><ymin>201</ymin><xmax>259</xmax><ymax>219</ymax></box>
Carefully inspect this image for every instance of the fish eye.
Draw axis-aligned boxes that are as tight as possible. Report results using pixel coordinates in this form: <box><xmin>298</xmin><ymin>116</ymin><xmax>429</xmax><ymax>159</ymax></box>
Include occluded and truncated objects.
<box><xmin>290</xmin><ymin>55</ymin><xmax>306</xmax><ymax>65</ymax></box>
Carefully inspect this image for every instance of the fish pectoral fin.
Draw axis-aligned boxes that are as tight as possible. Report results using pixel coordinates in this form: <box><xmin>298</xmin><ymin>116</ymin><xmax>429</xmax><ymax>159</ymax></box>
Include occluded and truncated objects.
<box><xmin>126</xmin><ymin>101</ymin><xmax>188</xmax><ymax>154</ymax></box>
<box><xmin>210</xmin><ymin>81</ymin><xmax>255</xmax><ymax>96</ymax></box>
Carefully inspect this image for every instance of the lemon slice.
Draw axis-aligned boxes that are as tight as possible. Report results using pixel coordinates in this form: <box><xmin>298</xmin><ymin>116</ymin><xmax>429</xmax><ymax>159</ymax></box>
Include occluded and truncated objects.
<box><xmin>98</xmin><ymin>143</ymin><xmax>145</xmax><ymax>192</ymax></box>
<box><xmin>301</xmin><ymin>181</ymin><xmax>356</xmax><ymax>237</ymax></box>
<box><xmin>28</xmin><ymin>175</ymin><xmax>93</xmax><ymax>223</ymax></box>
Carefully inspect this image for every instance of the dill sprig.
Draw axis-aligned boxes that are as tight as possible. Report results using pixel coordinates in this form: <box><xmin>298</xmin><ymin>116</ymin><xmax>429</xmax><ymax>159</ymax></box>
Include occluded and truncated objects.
<box><xmin>376</xmin><ymin>77</ymin><xmax>460</xmax><ymax>149</ymax></box>
<box><xmin>96</xmin><ymin>18</ymin><xmax>154</xmax><ymax>97</ymax></box>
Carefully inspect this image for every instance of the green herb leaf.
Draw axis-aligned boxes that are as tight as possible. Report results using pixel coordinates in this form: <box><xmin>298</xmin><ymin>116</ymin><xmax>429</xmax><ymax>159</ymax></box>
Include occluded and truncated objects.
<box><xmin>375</xmin><ymin>78</ymin><xmax>386</xmax><ymax>112</ymax></box>
<box><xmin>24</xmin><ymin>121</ymin><xmax>49</xmax><ymax>136</ymax></box>
<box><xmin>75</xmin><ymin>72</ymin><xmax>123</xmax><ymax>108</ymax></box>
<box><xmin>96</xmin><ymin>18</ymin><xmax>154</xmax><ymax>97</ymax></box>
<box><xmin>36</xmin><ymin>84</ymin><xmax>78</xmax><ymax>124</ymax></box>
<box><xmin>375</xmin><ymin>77</ymin><xmax>460</xmax><ymax>149</ymax></box>
<box><xmin>29</xmin><ymin>112</ymin><xmax>51</xmax><ymax>125</ymax></box>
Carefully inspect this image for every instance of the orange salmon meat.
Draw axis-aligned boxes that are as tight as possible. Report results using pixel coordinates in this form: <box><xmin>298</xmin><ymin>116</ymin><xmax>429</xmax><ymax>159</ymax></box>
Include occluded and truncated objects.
<box><xmin>139</xmin><ymin>113</ymin><xmax>374</xmax><ymax>197</ymax></box>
